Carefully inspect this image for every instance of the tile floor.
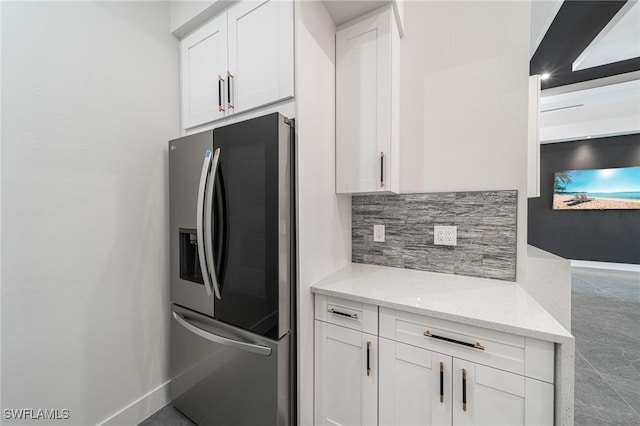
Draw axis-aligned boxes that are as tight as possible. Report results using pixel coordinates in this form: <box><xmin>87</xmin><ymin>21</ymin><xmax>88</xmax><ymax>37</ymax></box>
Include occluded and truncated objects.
<box><xmin>572</xmin><ymin>267</ymin><xmax>640</xmax><ymax>425</ymax></box>
<box><xmin>139</xmin><ymin>267</ymin><xmax>640</xmax><ymax>425</ymax></box>
<box><xmin>138</xmin><ymin>406</ymin><xmax>193</xmax><ymax>426</ymax></box>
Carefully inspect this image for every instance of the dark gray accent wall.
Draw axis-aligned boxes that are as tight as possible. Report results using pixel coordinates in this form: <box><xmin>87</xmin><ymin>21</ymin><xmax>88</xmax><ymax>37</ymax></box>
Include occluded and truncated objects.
<box><xmin>352</xmin><ymin>191</ymin><xmax>518</xmax><ymax>281</ymax></box>
<box><xmin>528</xmin><ymin>134</ymin><xmax>640</xmax><ymax>264</ymax></box>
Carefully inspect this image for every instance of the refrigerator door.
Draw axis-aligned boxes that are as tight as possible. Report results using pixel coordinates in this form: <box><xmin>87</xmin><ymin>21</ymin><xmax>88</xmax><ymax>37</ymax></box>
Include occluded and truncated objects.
<box><xmin>169</xmin><ymin>131</ymin><xmax>215</xmax><ymax>317</ymax></box>
<box><xmin>212</xmin><ymin>113</ymin><xmax>292</xmax><ymax>339</ymax></box>
<box><xmin>171</xmin><ymin>304</ymin><xmax>291</xmax><ymax>426</ymax></box>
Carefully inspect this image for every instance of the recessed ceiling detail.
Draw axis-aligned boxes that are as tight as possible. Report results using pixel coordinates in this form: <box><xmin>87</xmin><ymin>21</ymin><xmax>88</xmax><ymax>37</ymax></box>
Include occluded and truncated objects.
<box><xmin>531</xmin><ymin>0</ymin><xmax>640</xmax><ymax>89</ymax></box>
<box><xmin>573</xmin><ymin>0</ymin><xmax>640</xmax><ymax>71</ymax></box>
<box><xmin>539</xmin><ymin>78</ymin><xmax>640</xmax><ymax>143</ymax></box>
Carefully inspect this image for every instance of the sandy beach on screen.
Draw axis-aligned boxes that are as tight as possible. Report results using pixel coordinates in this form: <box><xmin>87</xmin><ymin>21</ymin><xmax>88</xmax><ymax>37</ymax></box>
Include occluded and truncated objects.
<box><xmin>553</xmin><ymin>194</ymin><xmax>640</xmax><ymax>210</ymax></box>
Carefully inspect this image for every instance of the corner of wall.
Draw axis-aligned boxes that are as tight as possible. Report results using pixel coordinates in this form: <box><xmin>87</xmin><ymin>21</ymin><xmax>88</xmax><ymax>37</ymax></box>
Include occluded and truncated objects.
<box><xmin>295</xmin><ymin>1</ymin><xmax>351</xmax><ymax>424</ymax></box>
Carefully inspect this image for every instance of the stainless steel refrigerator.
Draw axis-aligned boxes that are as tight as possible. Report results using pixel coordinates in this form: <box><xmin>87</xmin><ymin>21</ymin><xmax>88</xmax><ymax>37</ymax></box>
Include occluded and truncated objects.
<box><xmin>168</xmin><ymin>113</ymin><xmax>295</xmax><ymax>425</ymax></box>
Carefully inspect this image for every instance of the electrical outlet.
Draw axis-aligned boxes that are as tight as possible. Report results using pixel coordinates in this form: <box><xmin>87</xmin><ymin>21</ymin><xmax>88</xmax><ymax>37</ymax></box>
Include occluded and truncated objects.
<box><xmin>434</xmin><ymin>225</ymin><xmax>457</xmax><ymax>246</ymax></box>
<box><xmin>373</xmin><ymin>225</ymin><xmax>385</xmax><ymax>242</ymax></box>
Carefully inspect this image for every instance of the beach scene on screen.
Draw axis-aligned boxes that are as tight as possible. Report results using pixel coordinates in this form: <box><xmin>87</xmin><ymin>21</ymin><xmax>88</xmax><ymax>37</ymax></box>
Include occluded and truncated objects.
<box><xmin>552</xmin><ymin>166</ymin><xmax>640</xmax><ymax>210</ymax></box>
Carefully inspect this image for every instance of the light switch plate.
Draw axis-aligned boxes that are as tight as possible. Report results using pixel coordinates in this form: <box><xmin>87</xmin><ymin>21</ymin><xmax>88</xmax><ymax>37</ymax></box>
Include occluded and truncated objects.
<box><xmin>434</xmin><ymin>225</ymin><xmax>457</xmax><ymax>246</ymax></box>
<box><xmin>373</xmin><ymin>225</ymin><xmax>385</xmax><ymax>242</ymax></box>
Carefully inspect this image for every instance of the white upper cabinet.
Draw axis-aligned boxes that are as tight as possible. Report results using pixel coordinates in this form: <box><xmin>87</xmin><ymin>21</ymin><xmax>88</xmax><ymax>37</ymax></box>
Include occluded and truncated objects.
<box><xmin>336</xmin><ymin>6</ymin><xmax>400</xmax><ymax>194</ymax></box>
<box><xmin>179</xmin><ymin>0</ymin><xmax>294</xmax><ymax>130</ymax></box>
<box><xmin>228</xmin><ymin>0</ymin><xmax>294</xmax><ymax>114</ymax></box>
<box><xmin>181</xmin><ymin>14</ymin><xmax>228</xmax><ymax>129</ymax></box>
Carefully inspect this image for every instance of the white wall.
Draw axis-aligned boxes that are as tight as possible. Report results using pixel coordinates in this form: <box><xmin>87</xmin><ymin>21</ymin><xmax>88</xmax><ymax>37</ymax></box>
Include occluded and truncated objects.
<box><xmin>398</xmin><ymin>0</ymin><xmax>530</xmax><ymax>282</ymax></box>
<box><xmin>1</xmin><ymin>2</ymin><xmax>179</xmax><ymax>424</ymax></box>
<box><xmin>169</xmin><ymin>0</ymin><xmax>234</xmax><ymax>38</ymax></box>
<box><xmin>0</xmin><ymin>1</ymin><xmax>3</xmax><ymax>415</ymax></box>
<box><xmin>295</xmin><ymin>1</ymin><xmax>352</xmax><ymax>424</ymax></box>
<box><xmin>170</xmin><ymin>0</ymin><xmax>215</xmax><ymax>33</ymax></box>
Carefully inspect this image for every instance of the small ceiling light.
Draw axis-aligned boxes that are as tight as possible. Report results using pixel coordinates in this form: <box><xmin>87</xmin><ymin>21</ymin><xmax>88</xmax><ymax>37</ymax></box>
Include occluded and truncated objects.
<box><xmin>540</xmin><ymin>73</ymin><xmax>551</xmax><ymax>80</ymax></box>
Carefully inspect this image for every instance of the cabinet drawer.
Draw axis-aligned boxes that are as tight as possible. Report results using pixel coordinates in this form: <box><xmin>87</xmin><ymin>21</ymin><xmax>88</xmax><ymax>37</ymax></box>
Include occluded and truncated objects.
<box><xmin>315</xmin><ymin>295</ymin><xmax>378</xmax><ymax>335</ymax></box>
<box><xmin>381</xmin><ymin>309</ymin><xmax>526</xmax><ymax>376</ymax></box>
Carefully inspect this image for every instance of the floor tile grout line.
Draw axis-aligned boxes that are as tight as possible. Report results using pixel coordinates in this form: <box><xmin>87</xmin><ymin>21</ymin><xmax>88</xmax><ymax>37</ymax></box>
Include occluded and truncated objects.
<box><xmin>597</xmin><ymin>375</ymin><xmax>640</xmax><ymax>419</ymax></box>
<box><xmin>573</xmin><ymin>272</ymin><xmax>640</xmax><ymax>317</ymax></box>
<box><xmin>573</xmin><ymin>270</ymin><xmax>640</xmax><ymax>285</ymax></box>
<box><xmin>576</xmin><ymin>348</ymin><xmax>640</xmax><ymax>418</ymax></box>
<box><xmin>574</xmin><ymin>269</ymin><xmax>640</xmax><ymax>287</ymax></box>
<box><xmin>589</xmin><ymin>279</ymin><xmax>640</xmax><ymax>306</ymax></box>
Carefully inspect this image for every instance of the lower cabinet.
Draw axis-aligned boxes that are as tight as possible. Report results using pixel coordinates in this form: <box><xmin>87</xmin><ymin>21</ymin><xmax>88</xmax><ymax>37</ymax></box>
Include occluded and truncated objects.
<box><xmin>451</xmin><ymin>358</ymin><xmax>553</xmax><ymax>426</ymax></box>
<box><xmin>315</xmin><ymin>297</ymin><xmax>556</xmax><ymax>426</ymax></box>
<box><xmin>378</xmin><ymin>338</ymin><xmax>553</xmax><ymax>426</ymax></box>
<box><xmin>379</xmin><ymin>338</ymin><xmax>452</xmax><ymax>426</ymax></box>
<box><xmin>314</xmin><ymin>320</ymin><xmax>377</xmax><ymax>426</ymax></box>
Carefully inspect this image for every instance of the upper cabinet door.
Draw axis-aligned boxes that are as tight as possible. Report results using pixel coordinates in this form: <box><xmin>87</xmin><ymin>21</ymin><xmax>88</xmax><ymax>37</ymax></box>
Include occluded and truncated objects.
<box><xmin>227</xmin><ymin>0</ymin><xmax>294</xmax><ymax>114</ymax></box>
<box><xmin>181</xmin><ymin>14</ymin><xmax>228</xmax><ymax>129</ymax></box>
<box><xmin>336</xmin><ymin>7</ymin><xmax>400</xmax><ymax>194</ymax></box>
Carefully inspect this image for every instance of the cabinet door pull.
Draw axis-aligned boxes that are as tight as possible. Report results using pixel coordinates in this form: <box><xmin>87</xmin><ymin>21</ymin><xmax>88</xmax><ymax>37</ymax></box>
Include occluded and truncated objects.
<box><xmin>327</xmin><ymin>308</ymin><xmax>358</xmax><ymax>320</ymax></box>
<box><xmin>366</xmin><ymin>341</ymin><xmax>371</xmax><ymax>376</ymax></box>
<box><xmin>227</xmin><ymin>71</ymin><xmax>234</xmax><ymax>109</ymax></box>
<box><xmin>462</xmin><ymin>368</ymin><xmax>467</xmax><ymax>412</ymax></box>
<box><xmin>380</xmin><ymin>152</ymin><xmax>385</xmax><ymax>187</ymax></box>
<box><xmin>423</xmin><ymin>330</ymin><xmax>485</xmax><ymax>351</ymax></box>
<box><xmin>218</xmin><ymin>75</ymin><xmax>225</xmax><ymax>112</ymax></box>
<box><xmin>439</xmin><ymin>362</ymin><xmax>444</xmax><ymax>403</ymax></box>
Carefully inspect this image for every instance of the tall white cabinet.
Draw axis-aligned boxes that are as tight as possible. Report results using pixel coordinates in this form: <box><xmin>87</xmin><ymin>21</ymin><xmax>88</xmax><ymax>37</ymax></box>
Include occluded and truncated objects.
<box><xmin>335</xmin><ymin>6</ymin><xmax>400</xmax><ymax>194</ymax></box>
<box><xmin>180</xmin><ymin>0</ymin><xmax>294</xmax><ymax>130</ymax></box>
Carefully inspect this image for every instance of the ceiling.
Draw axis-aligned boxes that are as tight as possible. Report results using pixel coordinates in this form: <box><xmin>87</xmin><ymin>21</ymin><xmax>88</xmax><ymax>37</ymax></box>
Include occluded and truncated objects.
<box><xmin>531</xmin><ymin>0</ymin><xmax>640</xmax><ymax>144</ymax></box>
<box><xmin>530</xmin><ymin>0</ymin><xmax>640</xmax><ymax>90</ymax></box>
<box><xmin>322</xmin><ymin>0</ymin><xmax>389</xmax><ymax>26</ymax></box>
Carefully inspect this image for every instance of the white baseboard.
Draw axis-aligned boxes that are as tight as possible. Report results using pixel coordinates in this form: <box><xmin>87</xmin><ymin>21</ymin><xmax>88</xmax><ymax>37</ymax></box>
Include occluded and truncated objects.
<box><xmin>571</xmin><ymin>260</ymin><xmax>640</xmax><ymax>273</ymax></box>
<box><xmin>97</xmin><ymin>380</ymin><xmax>170</xmax><ymax>426</ymax></box>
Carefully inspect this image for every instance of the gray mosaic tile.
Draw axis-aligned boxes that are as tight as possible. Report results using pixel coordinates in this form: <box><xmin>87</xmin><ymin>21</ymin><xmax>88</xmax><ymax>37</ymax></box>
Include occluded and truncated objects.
<box><xmin>352</xmin><ymin>191</ymin><xmax>517</xmax><ymax>281</ymax></box>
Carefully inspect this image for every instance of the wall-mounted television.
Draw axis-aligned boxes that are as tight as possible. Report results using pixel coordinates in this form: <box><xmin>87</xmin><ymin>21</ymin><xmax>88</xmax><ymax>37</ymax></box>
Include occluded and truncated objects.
<box><xmin>553</xmin><ymin>166</ymin><xmax>640</xmax><ymax>210</ymax></box>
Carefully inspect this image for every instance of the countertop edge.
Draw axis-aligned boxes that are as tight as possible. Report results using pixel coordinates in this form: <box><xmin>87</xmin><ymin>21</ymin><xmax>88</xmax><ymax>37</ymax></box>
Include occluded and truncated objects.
<box><xmin>311</xmin><ymin>286</ymin><xmax>574</xmax><ymax>345</ymax></box>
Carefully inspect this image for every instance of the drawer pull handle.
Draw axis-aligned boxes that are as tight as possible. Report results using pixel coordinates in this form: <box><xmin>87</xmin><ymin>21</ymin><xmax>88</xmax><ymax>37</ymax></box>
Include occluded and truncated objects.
<box><xmin>423</xmin><ymin>330</ymin><xmax>485</xmax><ymax>351</ymax></box>
<box><xmin>328</xmin><ymin>308</ymin><xmax>358</xmax><ymax>320</ymax></box>
<box><xmin>366</xmin><ymin>341</ymin><xmax>371</xmax><ymax>376</ymax></box>
<box><xmin>439</xmin><ymin>362</ymin><xmax>444</xmax><ymax>403</ymax></box>
<box><xmin>462</xmin><ymin>368</ymin><xmax>467</xmax><ymax>411</ymax></box>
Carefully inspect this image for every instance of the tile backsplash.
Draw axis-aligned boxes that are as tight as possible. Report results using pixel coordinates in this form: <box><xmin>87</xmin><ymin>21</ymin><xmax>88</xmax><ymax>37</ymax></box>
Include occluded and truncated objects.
<box><xmin>352</xmin><ymin>191</ymin><xmax>517</xmax><ymax>281</ymax></box>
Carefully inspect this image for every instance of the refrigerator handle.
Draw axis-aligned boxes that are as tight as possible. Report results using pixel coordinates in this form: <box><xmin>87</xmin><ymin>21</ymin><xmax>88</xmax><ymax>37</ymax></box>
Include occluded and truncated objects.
<box><xmin>173</xmin><ymin>311</ymin><xmax>272</xmax><ymax>356</ymax></box>
<box><xmin>204</xmin><ymin>147</ymin><xmax>222</xmax><ymax>299</ymax></box>
<box><xmin>196</xmin><ymin>150</ymin><xmax>214</xmax><ymax>297</ymax></box>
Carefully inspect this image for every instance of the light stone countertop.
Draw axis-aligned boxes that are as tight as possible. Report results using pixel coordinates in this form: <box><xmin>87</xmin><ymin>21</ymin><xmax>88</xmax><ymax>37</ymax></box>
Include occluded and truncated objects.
<box><xmin>311</xmin><ymin>263</ymin><xmax>573</xmax><ymax>344</ymax></box>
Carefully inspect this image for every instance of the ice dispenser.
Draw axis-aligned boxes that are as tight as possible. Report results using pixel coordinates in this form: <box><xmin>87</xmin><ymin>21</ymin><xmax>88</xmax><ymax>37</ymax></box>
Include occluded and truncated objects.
<box><xmin>179</xmin><ymin>228</ymin><xmax>204</xmax><ymax>284</ymax></box>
